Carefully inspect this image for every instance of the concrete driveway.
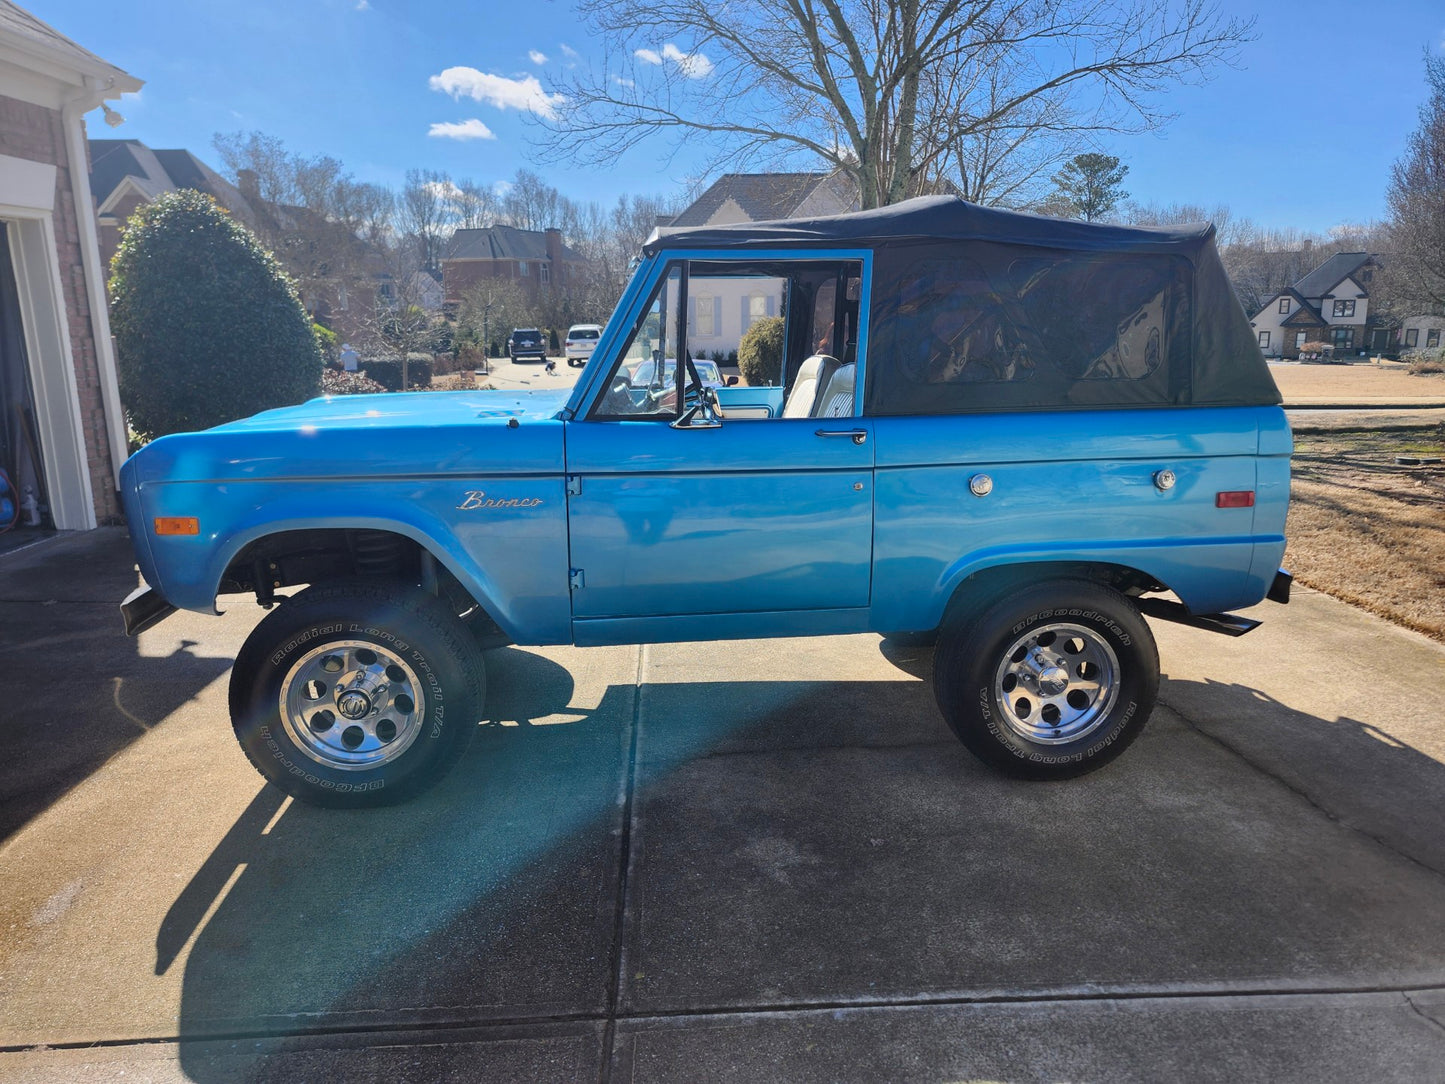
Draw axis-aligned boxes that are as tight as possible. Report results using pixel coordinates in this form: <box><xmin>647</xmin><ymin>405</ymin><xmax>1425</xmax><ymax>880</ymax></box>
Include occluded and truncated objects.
<box><xmin>1</xmin><ymin>530</ymin><xmax>1444</xmax><ymax>1081</ymax></box>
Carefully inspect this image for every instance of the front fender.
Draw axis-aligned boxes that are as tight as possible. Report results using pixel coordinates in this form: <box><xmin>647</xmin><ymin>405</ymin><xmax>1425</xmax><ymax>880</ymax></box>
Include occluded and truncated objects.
<box><xmin>140</xmin><ymin>476</ymin><xmax>572</xmax><ymax>644</ymax></box>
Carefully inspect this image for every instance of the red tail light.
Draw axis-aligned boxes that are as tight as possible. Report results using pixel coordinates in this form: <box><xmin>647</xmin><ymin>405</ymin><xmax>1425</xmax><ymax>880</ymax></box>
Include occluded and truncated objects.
<box><xmin>1215</xmin><ymin>491</ymin><xmax>1255</xmax><ymax>508</ymax></box>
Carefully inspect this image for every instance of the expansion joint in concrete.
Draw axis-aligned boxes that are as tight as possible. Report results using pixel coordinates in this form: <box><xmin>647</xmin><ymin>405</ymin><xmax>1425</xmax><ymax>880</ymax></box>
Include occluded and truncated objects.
<box><xmin>597</xmin><ymin>643</ymin><xmax>645</xmax><ymax>1084</ymax></box>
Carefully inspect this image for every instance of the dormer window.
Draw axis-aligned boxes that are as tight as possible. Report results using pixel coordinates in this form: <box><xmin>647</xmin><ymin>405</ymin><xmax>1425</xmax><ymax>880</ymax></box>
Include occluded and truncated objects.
<box><xmin>1332</xmin><ymin>299</ymin><xmax>1355</xmax><ymax>318</ymax></box>
<box><xmin>1278</xmin><ymin>297</ymin><xmax>1290</xmax><ymax>314</ymax></box>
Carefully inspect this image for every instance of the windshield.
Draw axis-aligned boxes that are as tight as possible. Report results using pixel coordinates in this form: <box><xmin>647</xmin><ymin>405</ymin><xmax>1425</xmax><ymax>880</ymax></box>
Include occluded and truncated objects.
<box><xmin>631</xmin><ymin>358</ymin><xmax>723</xmax><ymax>386</ymax></box>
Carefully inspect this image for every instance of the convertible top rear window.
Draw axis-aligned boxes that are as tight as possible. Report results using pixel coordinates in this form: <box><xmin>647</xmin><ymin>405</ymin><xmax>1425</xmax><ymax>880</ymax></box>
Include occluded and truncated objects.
<box><xmin>866</xmin><ymin>245</ymin><xmax>1192</xmax><ymax>414</ymax></box>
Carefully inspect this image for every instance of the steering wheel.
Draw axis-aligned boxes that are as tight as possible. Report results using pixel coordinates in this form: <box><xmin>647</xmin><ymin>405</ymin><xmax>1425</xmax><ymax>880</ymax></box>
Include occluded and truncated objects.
<box><xmin>603</xmin><ymin>371</ymin><xmax>635</xmax><ymax>414</ymax></box>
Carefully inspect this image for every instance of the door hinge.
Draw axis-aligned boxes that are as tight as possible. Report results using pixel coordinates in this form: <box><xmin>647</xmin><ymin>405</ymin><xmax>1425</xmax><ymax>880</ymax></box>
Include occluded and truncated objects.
<box><xmin>569</xmin><ymin>568</ymin><xmax>585</xmax><ymax>590</ymax></box>
<box><xmin>565</xmin><ymin>476</ymin><xmax>582</xmax><ymax>496</ymax></box>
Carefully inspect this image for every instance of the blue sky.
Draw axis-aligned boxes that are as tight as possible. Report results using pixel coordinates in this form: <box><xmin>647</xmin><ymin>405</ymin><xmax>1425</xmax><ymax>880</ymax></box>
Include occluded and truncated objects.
<box><xmin>44</xmin><ymin>0</ymin><xmax>1445</xmax><ymax>233</ymax></box>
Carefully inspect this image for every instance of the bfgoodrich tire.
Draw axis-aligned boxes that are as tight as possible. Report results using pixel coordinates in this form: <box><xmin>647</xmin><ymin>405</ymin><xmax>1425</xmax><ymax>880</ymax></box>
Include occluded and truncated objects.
<box><xmin>932</xmin><ymin>581</ymin><xmax>1158</xmax><ymax>780</ymax></box>
<box><xmin>228</xmin><ymin>580</ymin><xmax>483</xmax><ymax>807</ymax></box>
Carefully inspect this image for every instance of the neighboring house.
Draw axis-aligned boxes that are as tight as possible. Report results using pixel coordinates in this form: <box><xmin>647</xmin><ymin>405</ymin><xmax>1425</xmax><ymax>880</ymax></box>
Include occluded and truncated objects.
<box><xmin>88</xmin><ymin>138</ymin><xmax>254</xmax><ymax>266</ymax></box>
<box><xmin>0</xmin><ymin>1</ymin><xmax>138</xmax><ymax>533</ymax></box>
<box><xmin>1398</xmin><ymin>304</ymin><xmax>1445</xmax><ymax>353</ymax></box>
<box><xmin>1249</xmin><ymin>252</ymin><xmax>1388</xmax><ymax>358</ymax></box>
<box><xmin>666</xmin><ymin>171</ymin><xmax>860</xmax><ymax>230</ymax></box>
<box><xmin>441</xmin><ymin>225</ymin><xmax>585</xmax><ymax>304</ymax></box>
<box><xmin>664</xmin><ymin>171</ymin><xmax>860</xmax><ymax>356</ymax></box>
<box><xmin>403</xmin><ymin>268</ymin><xmax>444</xmax><ymax>313</ymax></box>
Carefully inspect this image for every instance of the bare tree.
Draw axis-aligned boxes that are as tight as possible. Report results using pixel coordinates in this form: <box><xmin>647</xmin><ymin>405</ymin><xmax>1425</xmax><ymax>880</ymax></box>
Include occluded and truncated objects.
<box><xmin>1386</xmin><ymin>54</ymin><xmax>1445</xmax><ymax>310</ymax></box>
<box><xmin>399</xmin><ymin>168</ymin><xmax>455</xmax><ymax>273</ymax></box>
<box><xmin>548</xmin><ymin>0</ymin><xmax>1252</xmax><ymax>208</ymax></box>
<box><xmin>501</xmin><ymin>169</ymin><xmax>563</xmax><ymax>230</ymax></box>
<box><xmin>454</xmin><ymin>178</ymin><xmax>498</xmax><ymax>230</ymax></box>
<box><xmin>212</xmin><ymin>131</ymin><xmax>395</xmax><ymax>323</ymax></box>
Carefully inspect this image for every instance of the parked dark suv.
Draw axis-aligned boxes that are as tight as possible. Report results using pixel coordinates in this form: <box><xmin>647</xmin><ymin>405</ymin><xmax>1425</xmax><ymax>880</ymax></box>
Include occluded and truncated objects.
<box><xmin>508</xmin><ymin>328</ymin><xmax>547</xmax><ymax>362</ymax></box>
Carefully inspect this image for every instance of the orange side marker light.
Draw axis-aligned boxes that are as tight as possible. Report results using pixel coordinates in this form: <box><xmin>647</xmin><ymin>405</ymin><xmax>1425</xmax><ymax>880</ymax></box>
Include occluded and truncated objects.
<box><xmin>154</xmin><ymin>516</ymin><xmax>200</xmax><ymax>535</ymax></box>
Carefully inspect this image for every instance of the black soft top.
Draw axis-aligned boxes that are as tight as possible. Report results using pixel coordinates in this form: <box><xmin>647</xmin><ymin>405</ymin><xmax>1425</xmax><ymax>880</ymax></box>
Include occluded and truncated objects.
<box><xmin>647</xmin><ymin>195</ymin><xmax>1280</xmax><ymax>413</ymax></box>
<box><xmin>645</xmin><ymin>194</ymin><xmax>1213</xmax><ymax>255</ymax></box>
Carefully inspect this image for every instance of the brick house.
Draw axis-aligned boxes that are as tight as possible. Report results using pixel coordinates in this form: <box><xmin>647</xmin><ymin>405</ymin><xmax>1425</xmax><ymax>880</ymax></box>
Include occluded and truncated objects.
<box><xmin>88</xmin><ymin>138</ymin><xmax>254</xmax><ymax>267</ymax></box>
<box><xmin>0</xmin><ymin>2</ymin><xmax>138</xmax><ymax>533</ymax></box>
<box><xmin>1248</xmin><ymin>252</ymin><xmax>1389</xmax><ymax>359</ymax></box>
<box><xmin>441</xmin><ymin>224</ymin><xmax>584</xmax><ymax>305</ymax></box>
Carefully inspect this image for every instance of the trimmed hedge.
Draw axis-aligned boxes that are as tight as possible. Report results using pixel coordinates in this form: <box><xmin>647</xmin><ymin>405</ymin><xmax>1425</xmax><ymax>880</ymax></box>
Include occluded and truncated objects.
<box><xmin>110</xmin><ymin>189</ymin><xmax>321</xmax><ymax>440</ymax></box>
<box><xmin>322</xmin><ymin>368</ymin><xmax>386</xmax><ymax>395</ymax></box>
<box><xmin>364</xmin><ymin>357</ymin><xmax>432</xmax><ymax>391</ymax></box>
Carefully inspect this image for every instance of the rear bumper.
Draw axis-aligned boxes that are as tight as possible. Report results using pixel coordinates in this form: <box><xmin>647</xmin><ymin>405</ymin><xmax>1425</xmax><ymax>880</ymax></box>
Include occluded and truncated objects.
<box><xmin>121</xmin><ymin>584</ymin><xmax>177</xmax><ymax>636</ymax></box>
<box><xmin>1268</xmin><ymin>568</ymin><xmax>1293</xmax><ymax>604</ymax></box>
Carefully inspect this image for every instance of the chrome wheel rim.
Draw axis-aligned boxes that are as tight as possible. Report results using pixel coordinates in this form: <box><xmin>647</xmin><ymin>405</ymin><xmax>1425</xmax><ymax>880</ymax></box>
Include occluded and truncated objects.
<box><xmin>279</xmin><ymin>640</ymin><xmax>425</xmax><ymax>770</ymax></box>
<box><xmin>993</xmin><ymin>622</ymin><xmax>1120</xmax><ymax>745</ymax></box>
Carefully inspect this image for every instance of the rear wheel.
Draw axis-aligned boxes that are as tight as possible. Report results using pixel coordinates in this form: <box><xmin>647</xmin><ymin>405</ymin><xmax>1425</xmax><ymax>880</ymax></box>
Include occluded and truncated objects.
<box><xmin>932</xmin><ymin>581</ymin><xmax>1158</xmax><ymax>779</ymax></box>
<box><xmin>229</xmin><ymin>580</ymin><xmax>483</xmax><ymax>807</ymax></box>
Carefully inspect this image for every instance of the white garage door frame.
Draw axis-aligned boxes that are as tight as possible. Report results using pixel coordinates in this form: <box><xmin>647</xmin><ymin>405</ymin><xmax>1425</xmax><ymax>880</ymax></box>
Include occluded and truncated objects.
<box><xmin>0</xmin><ymin>152</ymin><xmax>97</xmax><ymax>531</ymax></box>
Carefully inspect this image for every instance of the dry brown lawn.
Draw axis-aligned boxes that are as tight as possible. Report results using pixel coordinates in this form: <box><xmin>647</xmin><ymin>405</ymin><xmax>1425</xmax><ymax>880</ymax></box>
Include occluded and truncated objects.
<box><xmin>1287</xmin><ymin>425</ymin><xmax>1445</xmax><ymax>642</ymax></box>
<box><xmin>1270</xmin><ymin>361</ymin><xmax>1445</xmax><ymax>401</ymax></box>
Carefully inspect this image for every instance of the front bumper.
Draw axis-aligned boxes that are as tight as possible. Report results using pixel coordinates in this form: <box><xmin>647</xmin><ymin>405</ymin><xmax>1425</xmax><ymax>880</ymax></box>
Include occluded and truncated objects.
<box><xmin>121</xmin><ymin>584</ymin><xmax>177</xmax><ymax>636</ymax></box>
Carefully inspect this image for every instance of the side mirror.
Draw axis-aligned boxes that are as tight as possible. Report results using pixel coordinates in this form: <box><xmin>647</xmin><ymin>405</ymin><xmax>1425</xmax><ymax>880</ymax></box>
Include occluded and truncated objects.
<box><xmin>726</xmin><ymin>376</ymin><xmax>739</xmax><ymax>386</ymax></box>
<box><xmin>670</xmin><ymin>387</ymin><xmax>723</xmax><ymax>430</ymax></box>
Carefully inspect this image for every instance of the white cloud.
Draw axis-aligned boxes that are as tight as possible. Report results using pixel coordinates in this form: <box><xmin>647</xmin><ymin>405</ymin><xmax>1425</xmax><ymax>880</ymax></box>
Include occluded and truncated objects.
<box><xmin>612</xmin><ymin>75</ymin><xmax>635</xmax><ymax>88</ymax></box>
<box><xmin>427</xmin><ymin>118</ymin><xmax>497</xmax><ymax>141</ymax></box>
<box><xmin>355</xmin><ymin>0</ymin><xmax>370</xmax><ymax>9</ymax></box>
<box><xmin>529</xmin><ymin>49</ymin><xmax>548</xmax><ymax>65</ymax></box>
<box><xmin>423</xmin><ymin>179</ymin><xmax>466</xmax><ymax>200</ymax></box>
<box><xmin>428</xmin><ymin>67</ymin><xmax>566</xmax><ymax>120</ymax></box>
<box><xmin>560</xmin><ymin>43</ymin><xmax>580</xmax><ymax>59</ymax></box>
<box><xmin>662</xmin><ymin>42</ymin><xmax>714</xmax><ymax>79</ymax></box>
<box><xmin>635</xmin><ymin>47</ymin><xmax>662</xmax><ymax>65</ymax></box>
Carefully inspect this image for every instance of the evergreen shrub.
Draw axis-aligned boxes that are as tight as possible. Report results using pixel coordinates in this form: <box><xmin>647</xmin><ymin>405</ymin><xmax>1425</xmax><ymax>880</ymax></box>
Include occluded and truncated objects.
<box><xmin>110</xmin><ymin>189</ymin><xmax>321</xmax><ymax>440</ymax></box>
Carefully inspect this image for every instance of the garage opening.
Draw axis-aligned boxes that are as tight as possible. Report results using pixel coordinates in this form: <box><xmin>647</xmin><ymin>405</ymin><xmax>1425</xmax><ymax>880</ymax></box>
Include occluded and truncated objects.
<box><xmin>0</xmin><ymin>221</ymin><xmax>53</xmax><ymax>550</ymax></box>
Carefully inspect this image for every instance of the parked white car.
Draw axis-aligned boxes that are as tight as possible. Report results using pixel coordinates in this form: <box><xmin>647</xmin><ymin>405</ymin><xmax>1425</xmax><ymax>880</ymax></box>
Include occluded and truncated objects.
<box><xmin>564</xmin><ymin>324</ymin><xmax>602</xmax><ymax>366</ymax></box>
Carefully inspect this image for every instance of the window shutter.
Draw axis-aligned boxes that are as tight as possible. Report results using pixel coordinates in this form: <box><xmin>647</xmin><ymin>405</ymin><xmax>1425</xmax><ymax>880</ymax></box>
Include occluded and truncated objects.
<box><xmin>741</xmin><ymin>296</ymin><xmax>750</xmax><ymax>333</ymax></box>
<box><xmin>766</xmin><ymin>295</ymin><xmax>777</xmax><ymax>317</ymax></box>
<box><xmin>713</xmin><ymin>296</ymin><xmax>721</xmax><ymax>335</ymax></box>
<box><xmin>688</xmin><ymin>295</ymin><xmax>696</xmax><ymax>335</ymax></box>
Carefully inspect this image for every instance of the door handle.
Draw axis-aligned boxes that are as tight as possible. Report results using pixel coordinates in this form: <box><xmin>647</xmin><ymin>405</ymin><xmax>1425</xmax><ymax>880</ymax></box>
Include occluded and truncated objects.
<box><xmin>815</xmin><ymin>428</ymin><xmax>867</xmax><ymax>445</ymax></box>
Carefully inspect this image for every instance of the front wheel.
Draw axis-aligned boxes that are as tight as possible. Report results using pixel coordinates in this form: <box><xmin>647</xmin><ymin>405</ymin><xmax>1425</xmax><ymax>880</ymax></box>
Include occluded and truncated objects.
<box><xmin>229</xmin><ymin>580</ymin><xmax>483</xmax><ymax>807</ymax></box>
<box><xmin>932</xmin><ymin>581</ymin><xmax>1158</xmax><ymax>780</ymax></box>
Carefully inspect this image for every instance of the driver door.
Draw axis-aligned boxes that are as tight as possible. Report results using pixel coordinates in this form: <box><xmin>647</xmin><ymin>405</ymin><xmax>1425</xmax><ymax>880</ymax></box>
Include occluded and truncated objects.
<box><xmin>565</xmin><ymin>259</ymin><xmax>874</xmax><ymax>622</ymax></box>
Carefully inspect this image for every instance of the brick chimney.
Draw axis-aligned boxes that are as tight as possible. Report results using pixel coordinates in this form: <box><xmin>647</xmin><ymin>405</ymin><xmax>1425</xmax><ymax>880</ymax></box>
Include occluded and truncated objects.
<box><xmin>544</xmin><ymin>226</ymin><xmax>562</xmax><ymax>267</ymax></box>
<box><xmin>236</xmin><ymin>168</ymin><xmax>260</xmax><ymax>202</ymax></box>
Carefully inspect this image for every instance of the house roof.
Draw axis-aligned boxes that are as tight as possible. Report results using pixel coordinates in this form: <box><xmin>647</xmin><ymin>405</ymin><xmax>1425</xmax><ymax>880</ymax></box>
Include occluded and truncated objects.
<box><xmin>1293</xmin><ymin>252</ymin><xmax>1374</xmax><ymax>299</ymax></box>
<box><xmin>667</xmin><ymin>172</ymin><xmax>842</xmax><ymax>228</ymax></box>
<box><xmin>444</xmin><ymin>224</ymin><xmax>583</xmax><ymax>262</ymax></box>
<box><xmin>0</xmin><ymin>0</ymin><xmax>140</xmax><ymax>92</ymax></box>
<box><xmin>89</xmin><ymin>139</ymin><xmax>254</xmax><ymax>221</ymax></box>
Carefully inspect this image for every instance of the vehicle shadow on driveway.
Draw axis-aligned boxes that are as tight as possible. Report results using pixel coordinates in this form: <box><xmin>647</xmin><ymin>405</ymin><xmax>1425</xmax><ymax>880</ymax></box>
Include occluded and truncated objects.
<box><xmin>1158</xmin><ymin>675</ymin><xmax>1445</xmax><ymax>874</ymax></box>
<box><xmin>164</xmin><ymin>651</ymin><xmax>1445</xmax><ymax>1079</ymax></box>
<box><xmin>0</xmin><ymin>529</ymin><xmax>237</xmax><ymax>844</ymax></box>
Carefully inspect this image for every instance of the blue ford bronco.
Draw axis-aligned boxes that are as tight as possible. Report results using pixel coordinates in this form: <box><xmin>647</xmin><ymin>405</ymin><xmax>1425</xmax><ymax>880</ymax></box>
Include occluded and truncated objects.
<box><xmin>119</xmin><ymin>196</ymin><xmax>1291</xmax><ymax>807</ymax></box>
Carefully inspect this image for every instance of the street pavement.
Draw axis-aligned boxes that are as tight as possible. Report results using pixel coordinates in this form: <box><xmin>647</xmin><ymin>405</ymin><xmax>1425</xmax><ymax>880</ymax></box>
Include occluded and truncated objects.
<box><xmin>1</xmin><ymin>530</ymin><xmax>1444</xmax><ymax>1081</ymax></box>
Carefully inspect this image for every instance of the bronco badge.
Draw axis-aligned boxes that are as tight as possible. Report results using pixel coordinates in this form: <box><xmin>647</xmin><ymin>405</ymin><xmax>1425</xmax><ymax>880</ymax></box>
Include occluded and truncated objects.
<box><xmin>457</xmin><ymin>490</ymin><xmax>544</xmax><ymax>510</ymax></box>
